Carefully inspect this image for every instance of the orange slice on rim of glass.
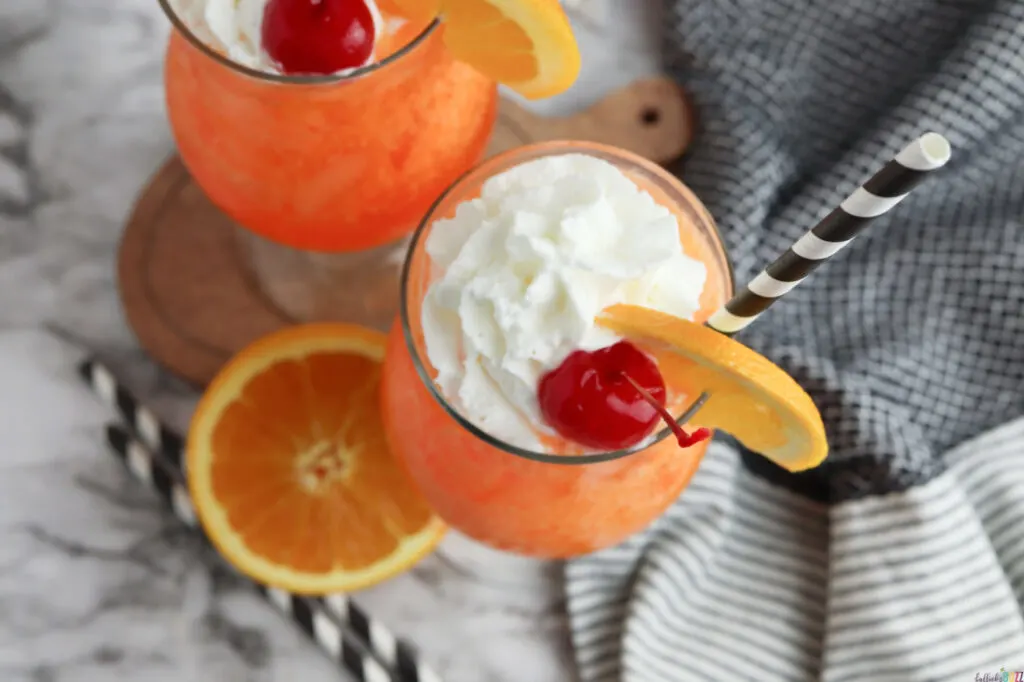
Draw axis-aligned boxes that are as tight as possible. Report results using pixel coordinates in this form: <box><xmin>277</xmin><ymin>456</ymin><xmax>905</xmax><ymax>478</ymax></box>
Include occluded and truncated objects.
<box><xmin>385</xmin><ymin>0</ymin><xmax>581</xmax><ymax>99</ymax></box>
<box><xmin>597</xmin><ymin>305</ymin><xmax>829</xmax><ymax>472</ymax></box>
<box><xmin>187</xmin><ymin>324</ymin><xmax>445</xmax><ymax>595</ymax></box>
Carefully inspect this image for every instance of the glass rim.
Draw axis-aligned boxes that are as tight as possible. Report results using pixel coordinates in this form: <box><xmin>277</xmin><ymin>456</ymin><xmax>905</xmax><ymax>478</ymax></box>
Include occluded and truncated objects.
<box><xmin>157</xmin><ymin>0</ymin><xmax>440</xmax><ymax>85</ymax></box>
<box><xmin>399</xmin><ymin>140</ymin><xmax>736</xmax><ymax>466</ymax></box>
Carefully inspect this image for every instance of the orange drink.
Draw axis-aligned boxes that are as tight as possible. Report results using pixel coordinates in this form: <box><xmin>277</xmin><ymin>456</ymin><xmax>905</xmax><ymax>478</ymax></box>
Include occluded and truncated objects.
<box><xmin>160</xmin><ymin>3</ymin><xmax>497</xmax><ymax>255</ymax></box>
<box><xmin>381</xmin><ymin>142</ymin><xmax>734</xmax><ymax>558</ymax></box>
<box><xmin>153</xmin><ymin>0</ymin><xmax>583</xmax><ymax>327</ymax></box>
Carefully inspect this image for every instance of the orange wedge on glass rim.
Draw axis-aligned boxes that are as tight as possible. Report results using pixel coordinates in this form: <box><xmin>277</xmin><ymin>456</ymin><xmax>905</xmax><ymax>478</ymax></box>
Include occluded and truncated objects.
<box><xmin>187</xmin><ymin>324</ymin><xmax>445</xmax><ymax>595</ymax></box>
<box><xmin>597</xmin><ymin>304</ymin><xmax>829</xmax><ymax>472</ymax></box>
<box><xmin>386</xmin><ymin>0</ymin><xmax>581</xmax><ymax>99</ymax></box>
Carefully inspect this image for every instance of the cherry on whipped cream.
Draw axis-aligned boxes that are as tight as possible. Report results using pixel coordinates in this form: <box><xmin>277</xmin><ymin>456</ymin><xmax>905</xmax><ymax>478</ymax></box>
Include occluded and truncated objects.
<box><xmin>262</xmin><ymin>0</ymin><xmax>376</xmax><ymax>75</ymax></box>
<box><xmin>538</xmin><ymin>341</ymin><xmax>710</xmax><ymax>452</ymax></box>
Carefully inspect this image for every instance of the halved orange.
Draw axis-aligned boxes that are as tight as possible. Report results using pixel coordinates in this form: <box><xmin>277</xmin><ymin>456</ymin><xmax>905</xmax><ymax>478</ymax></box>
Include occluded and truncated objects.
<box><xmin>387</xmin><ymin>0</ymin><xmax>581</xmax><ymax>100</ymax></box>
<box><xmin>187</xmin><ymin>324</ymin><xmax>445</xmax><ymax>595</ymax></box>
<box><xmin>597</xmin><ymin>305</ymin><xmax>829</xmax><ymax>472</ymax></box>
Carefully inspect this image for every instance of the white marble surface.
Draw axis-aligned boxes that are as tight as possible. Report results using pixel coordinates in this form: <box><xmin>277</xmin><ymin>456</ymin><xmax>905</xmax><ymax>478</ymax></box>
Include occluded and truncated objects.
<box><xmin>0</xmin><ymin>1</ymin><xmax>662</xmax><ymax>681</ymax></box>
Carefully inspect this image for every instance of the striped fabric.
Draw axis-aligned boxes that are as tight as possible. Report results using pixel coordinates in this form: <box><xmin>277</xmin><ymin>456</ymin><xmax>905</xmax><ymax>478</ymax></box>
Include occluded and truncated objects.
<box><xmin>566</xmin><ymin>0</ymin><xmax>1024</xmax><ymax>679</ymax></box>
<box><xmin>569</xmin><ymin>424</ymin><xmax>1024</xmax><ymax>681</ymax></box>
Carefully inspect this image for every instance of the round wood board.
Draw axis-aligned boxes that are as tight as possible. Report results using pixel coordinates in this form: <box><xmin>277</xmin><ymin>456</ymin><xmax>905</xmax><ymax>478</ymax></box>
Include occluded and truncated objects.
<box><xmin>118</xmin><ymin>77</ymin><xmax>696</xmax><ymax>387</ymax></box>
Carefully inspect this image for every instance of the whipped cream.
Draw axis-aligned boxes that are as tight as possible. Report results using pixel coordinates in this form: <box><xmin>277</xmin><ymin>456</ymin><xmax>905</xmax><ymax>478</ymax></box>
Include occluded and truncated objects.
<box><xmin>421</xmin><ymin>153</ymin><xmax>708</xmax><ymax>452</ymax></box>
<box><xmin>169</xmin><ymin>0</ymin><xmax>386</xmax><ymax>74</ymax></box>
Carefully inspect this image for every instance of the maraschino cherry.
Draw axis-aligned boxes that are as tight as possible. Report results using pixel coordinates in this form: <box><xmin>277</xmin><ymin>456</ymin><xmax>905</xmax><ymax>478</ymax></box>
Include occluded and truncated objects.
<box><xmin>262</xmin><ymin>0</ymin><xmax>376</xmax><ymax>75</ymax></box>
<box><xmin>538</xmin><ymin>341</ymin><xmax>710</xmax><ymax>451</ymax></box>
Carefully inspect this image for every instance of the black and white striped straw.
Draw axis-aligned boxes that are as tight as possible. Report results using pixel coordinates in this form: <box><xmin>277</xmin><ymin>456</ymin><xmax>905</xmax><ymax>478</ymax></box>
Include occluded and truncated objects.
<box><xmin>706</xmin><ymin>132</ymin><xmax>952</xmax><ymax>335</ymax></box>
<box><xmin>316</xmin><ymin>593</ymin><xmax>440</xmax><ymax>682</ymax></box>
<box><xmin>78</xmin><ymin>359</ymin><xmax>186</xmax><ymax>471</ymax></box>
<box><xmin>79</xmin><ymin>358</ymin><xmax>442</xmax><ymax>682</ymax></box>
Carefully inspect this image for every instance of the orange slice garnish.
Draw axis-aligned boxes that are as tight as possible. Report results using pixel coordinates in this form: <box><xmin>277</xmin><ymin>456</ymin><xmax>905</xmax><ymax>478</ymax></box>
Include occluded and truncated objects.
<box><xmin>598</xmin><ymin>305</ymin><xmax>828</xmax><ymax>472</ymax></box>
<box><xmin>387</xmin><ymin>0</ymin><xmax>580</xmax><ymax>99</ymax></box>
<box><xmin>187</xmin><ymin>324</ymin><xmax>445</xmax><ymax>595</ymax></box>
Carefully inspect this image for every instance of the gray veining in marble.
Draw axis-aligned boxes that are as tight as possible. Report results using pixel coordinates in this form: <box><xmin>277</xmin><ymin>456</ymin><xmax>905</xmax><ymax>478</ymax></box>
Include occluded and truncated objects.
<box><xmin>0</xmin><ymin>1</ymin><xmax>661</xmax><ymax>680</ymax></box>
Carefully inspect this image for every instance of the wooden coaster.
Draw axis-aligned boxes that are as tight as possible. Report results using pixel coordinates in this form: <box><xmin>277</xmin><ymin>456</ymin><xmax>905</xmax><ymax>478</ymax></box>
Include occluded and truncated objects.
<box><xmin>118</xmin><ymin>77</ymin><xmax>697</xmax><ymax>387</ymax></box>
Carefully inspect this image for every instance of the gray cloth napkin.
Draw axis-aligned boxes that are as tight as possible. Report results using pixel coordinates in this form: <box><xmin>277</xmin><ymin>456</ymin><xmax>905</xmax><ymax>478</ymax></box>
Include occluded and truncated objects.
<box><xmin>565</xmin><ymin>1</ymin><xmax>1024</xmax><ymax>680</ymax></box>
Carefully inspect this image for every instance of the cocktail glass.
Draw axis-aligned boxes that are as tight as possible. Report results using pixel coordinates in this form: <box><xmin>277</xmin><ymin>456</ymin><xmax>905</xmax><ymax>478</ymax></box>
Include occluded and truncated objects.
<box><xmin>158</xmin><ymin>1</ymin><xmax>498</xmax><ymax>327</ymax></box>
<box><xmin>381</xmin><ymin>141</ymin><xmax>734</xmax><ymax>558</ymax></box>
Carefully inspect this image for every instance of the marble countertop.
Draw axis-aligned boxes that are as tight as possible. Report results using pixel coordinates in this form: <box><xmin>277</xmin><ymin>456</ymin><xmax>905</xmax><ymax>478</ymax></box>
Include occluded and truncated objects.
<box><xmin>0</xmin><ymin>1</ymin><xmax>662</xmax><ymax>680</ymax></box>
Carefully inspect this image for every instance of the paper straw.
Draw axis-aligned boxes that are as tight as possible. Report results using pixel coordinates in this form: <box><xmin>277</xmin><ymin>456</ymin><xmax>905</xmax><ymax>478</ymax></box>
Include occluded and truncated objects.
<box><xmin>79</xmin><ymin>358</ymin><xmax>442</xmax><ymax>682</ymax></box>
<box><xmin>78</xmin><ymin>359</ymin><xmax>186</xmax><ymax>471</ymax></box>
<box><xmin>707</xmin><ymin>132</ymin><xmax>952</xmax><ymax>335</ymax></box>
<box><xmin>318</xmin><ymin>594</ymin><xmax>440</xmax><ymax>682</ymax></box>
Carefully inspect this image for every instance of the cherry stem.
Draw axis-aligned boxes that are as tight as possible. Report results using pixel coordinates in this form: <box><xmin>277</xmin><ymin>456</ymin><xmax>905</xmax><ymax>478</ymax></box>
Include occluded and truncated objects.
<box><xmin>623</xmin><ymin>375</ymin><xmax>711</xmax><ymax>449</ymax></box>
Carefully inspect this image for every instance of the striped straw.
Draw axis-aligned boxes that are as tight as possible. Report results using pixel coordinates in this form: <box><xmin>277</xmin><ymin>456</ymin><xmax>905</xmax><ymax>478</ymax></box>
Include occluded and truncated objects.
<box><xmin>79</xmin><ymin>358</ymin><xmax>442</xmax><ymax>682</ymax></box>
<box><xmin>707</xmin><ymin>132</ymin><xmax>952</xmax><ymax>335</ymax></box>
<box><xmin>78</xmin><ymin>359</ymin><xmax>186</xmax><ymax>471</ymax></box>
